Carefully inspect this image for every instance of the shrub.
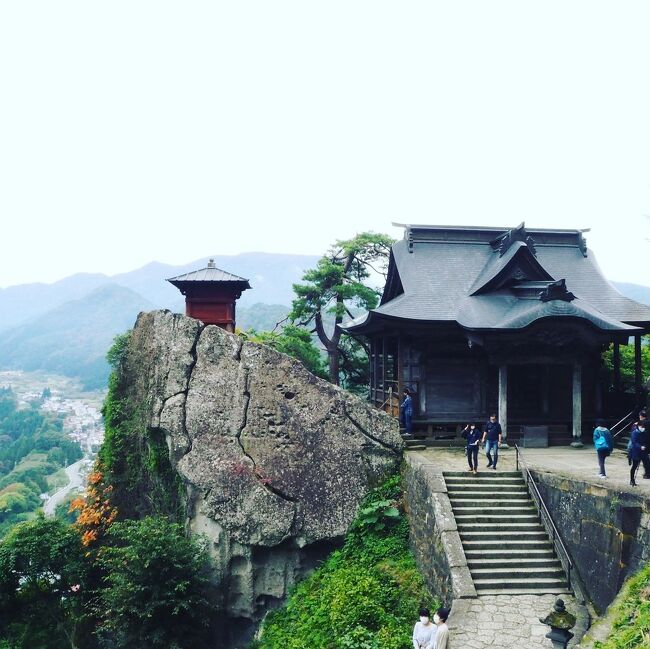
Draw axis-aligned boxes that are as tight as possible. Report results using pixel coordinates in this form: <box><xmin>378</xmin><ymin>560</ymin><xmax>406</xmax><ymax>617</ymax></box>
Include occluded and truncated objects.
<box><xmin>256</xmin><ymin>475</ymin><xmax>437</xmax><ymax>649</ymax></box>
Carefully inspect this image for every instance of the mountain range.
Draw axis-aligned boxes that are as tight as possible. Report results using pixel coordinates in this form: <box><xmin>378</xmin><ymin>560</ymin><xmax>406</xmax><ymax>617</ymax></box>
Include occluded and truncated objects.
<box><xmin>0</xmin><ymin>253</ymin><xmax>647</xmax><ymax>391</ymax></box>
<box><xmin>0</xmin><ymin>253</ymin><xmax>316</xmax><ymax>389</ymax></box>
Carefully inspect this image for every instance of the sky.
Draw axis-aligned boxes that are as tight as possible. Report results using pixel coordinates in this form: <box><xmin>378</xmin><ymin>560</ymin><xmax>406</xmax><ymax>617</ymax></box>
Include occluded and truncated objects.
<box><xmin>1</xmin><ymin>1</ymin><xmax>649</xmax><ymax>289</ymax></box>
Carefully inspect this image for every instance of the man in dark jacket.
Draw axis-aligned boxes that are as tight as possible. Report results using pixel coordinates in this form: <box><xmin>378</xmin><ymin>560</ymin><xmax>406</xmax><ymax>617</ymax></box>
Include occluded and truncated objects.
<box><xmin>400</xmin><ymin>388</ymin><xmax>414</xmax><ymax>436</ymax></box>
<box><xmin>481</xmin><ymin>413</ymin><xmax>502</xmax><ymax>470</ymax></box>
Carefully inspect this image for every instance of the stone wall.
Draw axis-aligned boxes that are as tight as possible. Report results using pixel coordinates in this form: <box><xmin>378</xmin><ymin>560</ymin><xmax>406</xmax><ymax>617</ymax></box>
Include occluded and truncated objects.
<box><xmin>532</xmin><ymin>469</ymin><xmax>650</xmax><ymax>614</ymax></box>
<box><xmin>403</xmin><ymin>452</ymin><xmax>476</xmax><ymax>605</ymax></box>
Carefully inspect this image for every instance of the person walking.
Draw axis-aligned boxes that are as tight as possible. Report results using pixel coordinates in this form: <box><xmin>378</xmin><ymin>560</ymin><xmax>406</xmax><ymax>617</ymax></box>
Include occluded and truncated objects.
<box><xmin>629</xmin><ymin>421</ymin><xmax>646</xmax><ymax>487</ymax></box>
<box><xmin>593</xmin><ymin>420</ymin><xmax>613</xmax><ymax>478</ymax></box>
<box><xmin>412</xmin><ymin>607</ymin><xmax>436</xmax><ymax>649</ymax></box>
<box><xmin>401</xmin><ymin>388</ymin><xmax>414</xmax><ymax>437</ymax></box>
<box><xmin>433</xmin><ymin>607</ymin><xmax>450</xmax><ymax>649</ymax></box>
<box><xmin>462</xmin><ymin>423</ymin><xmax>481</xmax><ymax>474</ymax></box>
<box><xmin>481</xmin><ymin>413</ymin><xmax>502</xmax><ymax>470</ymax></box>
<box><xmin>638</xmin><ymin>410</ymin><xmax>650</xmax><ymax>479</ymax></box>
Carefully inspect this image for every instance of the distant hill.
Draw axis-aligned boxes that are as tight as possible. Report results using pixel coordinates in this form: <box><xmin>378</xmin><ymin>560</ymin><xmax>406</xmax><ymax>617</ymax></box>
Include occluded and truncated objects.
<box><xmin>0</xmin><ymin>252</ymin><xmax>318</xmax><ymax>334</ymax></box>
<box><xmin>237</xmin><ymin>303</ymin><xmax>291</xmax><ymax>332</ymax></box>
<box><xmin>0</xmin><ymin>285</ymin><xmax>155</xmax><ymax>390</ymax></box>
<box><xmin>613</xmin><ymin>282</ymin><xmax>650</xmax><ymax>306</ymax></box>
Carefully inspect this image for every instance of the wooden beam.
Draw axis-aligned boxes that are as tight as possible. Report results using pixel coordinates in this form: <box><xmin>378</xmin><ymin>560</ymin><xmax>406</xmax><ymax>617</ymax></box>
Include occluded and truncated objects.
<box><xmin>613</xmin><ymin>342</ymin><xmax>621</xmax><ymax>392</ymax></box>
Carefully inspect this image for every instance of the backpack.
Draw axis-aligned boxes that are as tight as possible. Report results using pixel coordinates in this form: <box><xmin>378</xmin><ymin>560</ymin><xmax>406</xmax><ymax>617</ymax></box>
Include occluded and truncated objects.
<box><xmin>594</xmin><ymin>434</ymin><xmax>609</xmax><ymax>450</ymax></box>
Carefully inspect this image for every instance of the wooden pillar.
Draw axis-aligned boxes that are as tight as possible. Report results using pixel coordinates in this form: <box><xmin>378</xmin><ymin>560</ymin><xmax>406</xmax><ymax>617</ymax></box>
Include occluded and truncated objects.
<box><xmin>613</xmin><ymin>342</ymin><xmax>621</xmax><ymax>392</ymax></box>
<box><xmin>397</xmin><ymin>336</ymin><xmax>404</xmax><ymax>400</ymax></box>
<box><xmin>369</xmin><ymin>339</ymin><xmax>375</xmax><ymax>404</ymax></box>
<box><xmin>635</xmin><ymin>335</ymin><xmax>643</xmax><ymax>402</ymax></box>
<box><xmin>498</xmin><ymin>365</ymin><xmax>508</xmax><ymax>443</ymax></box>
<box><xmin>382</xmin><ymin>336</ymin><xmax>387</xmax><ymax>408</ymax></box>
<box><xmin>571</xmin><ymin>362</ymin><xmax>583</xmax><ymax>446</ymax></box>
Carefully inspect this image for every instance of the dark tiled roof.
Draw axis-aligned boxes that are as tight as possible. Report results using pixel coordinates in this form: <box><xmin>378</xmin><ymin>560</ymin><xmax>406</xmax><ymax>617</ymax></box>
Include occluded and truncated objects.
<box><xmin>167</xmin><ymin>266</ymin><xmax>250</xmax><ymax>286</ymax></box>
<box><xmin>343</xmin><ymin>224</ymin><xmax>650</xmax><ymax>334</ymax></box>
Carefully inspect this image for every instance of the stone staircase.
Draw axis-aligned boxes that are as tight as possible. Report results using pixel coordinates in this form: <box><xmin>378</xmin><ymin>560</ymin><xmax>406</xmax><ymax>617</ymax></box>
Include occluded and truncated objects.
<box><xmin>444</xmin><ymin>470</ymin><xmax>569</xmax><ymax>595</ymax></box>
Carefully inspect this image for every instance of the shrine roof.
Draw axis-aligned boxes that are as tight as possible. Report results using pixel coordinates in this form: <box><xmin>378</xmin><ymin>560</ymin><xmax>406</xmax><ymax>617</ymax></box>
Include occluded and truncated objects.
<box><xmin>342</xmin><ymin>223</ymin><xmax>650</xmax><ymax>335</ymax></box>
<box><xmin>167</xmin><ymin>260</ymin><xmax>251</xmax><ymax>287</ymax></box>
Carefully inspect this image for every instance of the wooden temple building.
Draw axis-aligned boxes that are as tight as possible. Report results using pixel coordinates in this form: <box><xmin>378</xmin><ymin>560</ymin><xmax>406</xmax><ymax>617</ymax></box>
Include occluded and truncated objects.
<box><xmin>167</xmin><ymin>259</ymin><xmax>251</xmax><ymax>332</ymax></box>
<box><xmin>342</xmin><ymin>224</ymin><xmax>650</xmax><ymax>444</ymax></box>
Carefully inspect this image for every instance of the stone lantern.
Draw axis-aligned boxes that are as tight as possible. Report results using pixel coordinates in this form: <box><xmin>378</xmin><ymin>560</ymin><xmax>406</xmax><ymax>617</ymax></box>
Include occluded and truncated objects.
<box><xmin>539</xmin><ymin>599</ymin><xmax>576</xmax><ymax>649</ymax></box>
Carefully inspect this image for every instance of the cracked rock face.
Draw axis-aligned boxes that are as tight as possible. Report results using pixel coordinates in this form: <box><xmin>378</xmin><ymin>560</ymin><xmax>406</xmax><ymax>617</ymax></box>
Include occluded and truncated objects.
<box><xmin>125</xmin><ymin>311</ymin><xmax>402</xmax><ymax>640</ymax></box>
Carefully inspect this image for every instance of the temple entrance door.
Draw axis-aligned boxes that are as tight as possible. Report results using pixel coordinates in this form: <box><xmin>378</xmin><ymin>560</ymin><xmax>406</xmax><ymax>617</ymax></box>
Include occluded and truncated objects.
<box><xmin>508</xmin><ymin>364</ymin><xmax>572</xmax><ymax>424</ymax></box>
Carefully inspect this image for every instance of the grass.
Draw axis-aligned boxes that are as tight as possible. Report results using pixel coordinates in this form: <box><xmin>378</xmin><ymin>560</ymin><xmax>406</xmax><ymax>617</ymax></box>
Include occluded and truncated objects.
<box><xmin>45</xmin><ymin>468</ymin><xmax>70</xmax><ymax>491</ymax></box>
<box><xmin>13</xmin><ymin>452</ymin><xmax>50</xmax><ymax>472</ymax></box>
<box><xmin>595</xmin><ymin>562</ymin><xmax>650</xmax><ymax>649</ymax></box>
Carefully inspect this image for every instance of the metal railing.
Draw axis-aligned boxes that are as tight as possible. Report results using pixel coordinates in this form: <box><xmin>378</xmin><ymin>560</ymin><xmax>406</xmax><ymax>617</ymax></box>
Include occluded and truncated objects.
<box><xmin>514</xmin><ymin>444</ymin><xmax>575</xmax><ymax>595</ymax></box>
<box><xmin>611</xmin><ymin>410</ymin><xmax>636</xmax><ymax>439</ymax></box>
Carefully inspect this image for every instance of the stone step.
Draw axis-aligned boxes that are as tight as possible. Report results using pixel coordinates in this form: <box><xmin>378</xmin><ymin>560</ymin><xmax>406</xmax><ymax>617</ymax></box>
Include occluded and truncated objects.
<box><xmin>442</xmin><ymin>471</ymin><xmax>526</xmax><ymax>484</ymax></box>
<box><xmin>447</xmin><ymin>489</ymin><xmax>529</xmax><ymax>499</ymax></box>
<box><xmin>460</xmin><ymin>530</ymin><xmax>549</xmax><ymax>541</ymax></box>
<box><xmin>452</xmin><ymin>505</ymin><xmax>537</xmax><ymax>515</ymax></box>
<box><xmin>462</xmin><ymin>539</ymin><xmax>553</xmax><ymax>550</ymax></box>
<box><xmin>471</xmin><ymin>566</ymin><xmax>565</xmax><ymax>580</ymax></box>
<box><xmin>473</xmin><ymin>577</ymin><xmax>568</xmax><ymax>592</ymax></box>
<box><xmin>447</xmin><ymin>484</ymin><xmax>527</xmax><ymax>492</ymax></box>
<box><xmin>455</xmin><ymin>514</ymin><xmax>540</xmax><ymax>524</ymax></box>
<box><xmin>476</xmin><ymin>587</ymin><xmax>572</xmax><ymax>596</ymax></box>
<box><xmin>457</xmin><ymin>522</ymin><xmax>545</xmax><ymax>532</ymax></box>
<box><xmin>467</xmin><ymin>556</ymin><xmax>562</xmax><ymax>569</ymax></box>
<box><xmin>404</xmin><ymin>444</ymin><xmax>427</xmax><ymax>451</ymax></box>
<box><xmin>444</xmin><ymin>471</ymin><xmax>521</xmax><ymax>477</ymax></box>
<box><xmin>450</xmin><ymin>498</ymin><xmax>532</xmax><ymax>506</ymax></box>
<box><xmin>464</xmin><ymin>548</ymin><xmax>556</xmax><ymax>560</ymax></box>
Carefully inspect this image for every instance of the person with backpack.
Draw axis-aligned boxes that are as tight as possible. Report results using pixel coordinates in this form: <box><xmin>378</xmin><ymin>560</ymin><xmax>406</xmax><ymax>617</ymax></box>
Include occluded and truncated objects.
<box><xmin>593</xmin><ymin>420</ymin><xmax>613</xmax><ymax>478</ymax></box>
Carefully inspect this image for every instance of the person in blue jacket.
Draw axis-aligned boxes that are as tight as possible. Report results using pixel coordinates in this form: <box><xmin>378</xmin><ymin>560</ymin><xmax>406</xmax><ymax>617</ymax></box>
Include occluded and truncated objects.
<box><xmin>592</xmin><ymin>420</ymin><xmax>613</xmax><ymax>478</ymax></box>
<box><xmin>462</xmin><ymin>423</ymin><xmax>482</xmax><ymax>474</ymax></box>
<box><xmin>400</xmin><ymin>388</ymin><xmax>414</xmax><ymax>436</ymax></box>
<box><xmin>629</xmin><ymin>421</ymin><xmax>647</xmax><ymax>487</ymax></box>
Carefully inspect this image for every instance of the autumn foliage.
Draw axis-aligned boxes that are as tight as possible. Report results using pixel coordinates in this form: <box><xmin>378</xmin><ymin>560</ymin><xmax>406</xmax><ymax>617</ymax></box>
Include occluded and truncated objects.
<box><xmin>70</xmin><ymin>465</ymin><xmax>118</xmax><ymax>548</ymax></box>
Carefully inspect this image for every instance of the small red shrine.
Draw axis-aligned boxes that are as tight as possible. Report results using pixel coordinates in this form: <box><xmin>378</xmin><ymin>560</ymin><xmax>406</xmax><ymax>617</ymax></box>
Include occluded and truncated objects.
<box><xmin>167</xmin><ymin>259</ymin><xmax>251</xmax><ymax>332</ymax></box>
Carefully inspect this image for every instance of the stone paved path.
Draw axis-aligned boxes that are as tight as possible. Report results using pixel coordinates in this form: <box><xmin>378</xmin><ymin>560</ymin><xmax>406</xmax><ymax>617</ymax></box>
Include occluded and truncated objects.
<box><xmin>449</xmin><ymin>593</ymin><xmax>590</xmax><ymax>647</ymax></box>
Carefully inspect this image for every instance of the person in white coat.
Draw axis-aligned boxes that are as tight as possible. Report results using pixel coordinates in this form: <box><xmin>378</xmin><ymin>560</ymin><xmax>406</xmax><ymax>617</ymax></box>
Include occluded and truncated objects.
<box><xmin>412</xmin><ymin>607</ymin><xmax>436</xmax><ymax>649</ymax></box>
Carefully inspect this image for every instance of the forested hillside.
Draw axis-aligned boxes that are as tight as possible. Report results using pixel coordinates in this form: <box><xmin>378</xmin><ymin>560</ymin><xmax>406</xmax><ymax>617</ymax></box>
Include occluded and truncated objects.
<box><xmin>0</xmin><ymin>387</ymin><xmax>82</xmax><ymax>537</ymax></box>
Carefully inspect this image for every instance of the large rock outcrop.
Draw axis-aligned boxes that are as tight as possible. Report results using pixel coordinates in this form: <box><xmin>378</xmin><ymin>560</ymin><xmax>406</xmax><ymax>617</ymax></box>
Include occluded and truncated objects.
<box><xmin>121</xmin><ymin>311</ymin><xmax>402</xmax><ymax>645</ymax></box>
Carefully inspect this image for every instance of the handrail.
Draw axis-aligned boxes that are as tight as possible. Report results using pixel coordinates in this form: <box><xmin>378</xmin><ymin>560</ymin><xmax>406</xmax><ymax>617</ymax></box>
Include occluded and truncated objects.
<box><xmin>612</xmin><ymin>410</ymin><xmax>636</xmax><ymax>438</ymax></box>
<box><xmin>514</xmin><ymin>444</ymin><xmax>575</xmax><ymax>595</ymax></box>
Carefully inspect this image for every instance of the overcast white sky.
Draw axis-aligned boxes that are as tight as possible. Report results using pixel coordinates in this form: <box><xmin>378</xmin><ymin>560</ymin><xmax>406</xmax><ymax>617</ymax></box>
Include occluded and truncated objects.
<box><xmin>1</xmin><ymin>1</ymin><xmax>649</xmax><ymax>288</ymax></box>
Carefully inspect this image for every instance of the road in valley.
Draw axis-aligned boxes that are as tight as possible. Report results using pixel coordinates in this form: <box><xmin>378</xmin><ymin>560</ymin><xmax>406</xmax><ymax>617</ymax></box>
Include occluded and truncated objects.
<box><xmin>43</xmin><ymin>459</ymin><xmax>86</xmax><ymax>517</ymax></box>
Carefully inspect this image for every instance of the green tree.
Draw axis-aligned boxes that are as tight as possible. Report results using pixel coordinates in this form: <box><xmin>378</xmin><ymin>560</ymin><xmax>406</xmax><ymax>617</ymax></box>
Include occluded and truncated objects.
<box><xmin>290</xmin><ymin>232</ymin><xmax>394</xmax><ymax>387</ymax></box>
<box><xmin>245</xmin><ymin>325</ymin><xmax>327</xmax><ymax>379</ymax></box>
<box><xmin>602</xmin><ymin>336</ymin><xmax>650</xmax><ymax>392</ymax></box>
<box><xmin>0</xmin><ymin>516</ymin><xmax>89</xmax><ymax>649</ymax></box>
<box><xmin>95</xmin><ymin>516</ymin><xmax>213</xmax><ymax>649</ymax></box>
